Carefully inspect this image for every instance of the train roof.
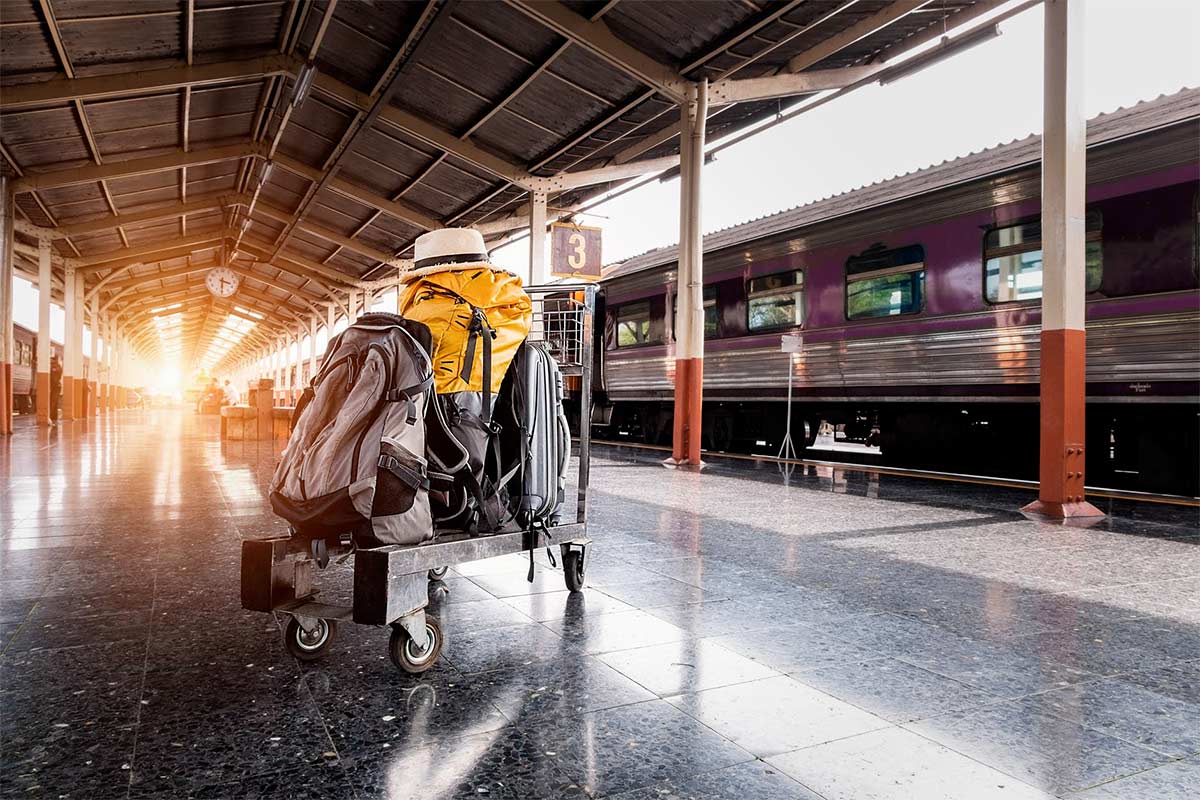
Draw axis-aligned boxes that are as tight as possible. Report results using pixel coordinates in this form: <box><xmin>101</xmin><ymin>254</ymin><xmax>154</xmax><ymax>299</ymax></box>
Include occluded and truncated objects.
<box><xmin>605</xmin><ymin>86</ymin><xmax>1200</xmax><ymax>281</ymax></box>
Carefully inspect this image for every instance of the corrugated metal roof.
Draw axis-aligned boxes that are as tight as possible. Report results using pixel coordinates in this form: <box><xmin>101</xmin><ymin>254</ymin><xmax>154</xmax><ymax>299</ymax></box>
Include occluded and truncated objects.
<box><xmin>606</xmin><ymin>86</ymin><xmax>1200</xmax><ymax>280</ymax></box>
<box><xmin>0</xmin><ymin>0</ymin><xmax>1004</xmax><ymax>369</ymax></box>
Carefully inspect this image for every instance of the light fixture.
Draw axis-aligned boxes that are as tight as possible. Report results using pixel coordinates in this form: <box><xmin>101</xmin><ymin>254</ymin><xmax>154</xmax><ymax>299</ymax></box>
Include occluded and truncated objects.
<box><xmin>291</xmin><ymin>61</ymin><xmax>316</xmax><ymax>109</ymax></box>
<box><xmin>260</xmin><ymin>161</ymin><xmax>274</xmax><ymax>184</ymax></box>
<box><xmin>877</xmin><ymin>23</ymin><xmax>1001</xmax><ymax>85</ymax></box>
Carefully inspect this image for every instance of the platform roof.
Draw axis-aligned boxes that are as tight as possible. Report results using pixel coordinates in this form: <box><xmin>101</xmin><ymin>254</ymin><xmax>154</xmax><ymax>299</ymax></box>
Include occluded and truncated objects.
<box><xmin>1</xmin><ymin>0</ymin><xmax>1006</xmax><ymax>369</ymax></box>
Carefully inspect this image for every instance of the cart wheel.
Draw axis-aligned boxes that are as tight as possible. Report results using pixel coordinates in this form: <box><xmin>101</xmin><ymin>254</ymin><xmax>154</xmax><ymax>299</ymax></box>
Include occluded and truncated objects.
<box><xmin>388</xmin><ymin>617</ymin><xmax>443</xmax><ymax>674</ymax></box>
<box><xmin>428</xmin><ymin>566</ymin><xmax>449</xmax><ymax>581</ymax></box>
<box><xmin>284</xmin><ymin>617</ymin><xmax>336</xmax><ymax>661</ymax></box>
<box><xmin>563</xmin><ymin>549</ymin><xmax>586</xmax><ymax>593</ymax></box>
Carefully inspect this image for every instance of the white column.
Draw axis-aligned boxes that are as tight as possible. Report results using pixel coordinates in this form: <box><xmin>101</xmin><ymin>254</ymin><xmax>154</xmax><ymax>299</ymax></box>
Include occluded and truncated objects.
<box><xmin>347</xmin><ymin>290</ymin><xmax>359</xmax><ymax>323</ymax></box>
<box><xmin>670</xmin><ymin>78</ymin><xmax>708</xmax><ymax>466</ymax></box>
<box><xmin>1023</xmin><ymin>0</ymin><xmax>1101</xmax><ymax>519</ymax></box>
<box><xmin>36</xmin><ymin>238</ymin><xmax>52</xmax><ymax>425</ymax></box>
<box><xmin>529</xmin><ymin>189</ymin><xmax>548</xmax><ymax>286</ymax></box>
<box><xmin>89</xmin><ymin>295</ymin><xmax>99</xmax><ymax>415</ymax></box>
<box><xmin>308</xmin><ymin>317</ymin><xmax>318</xmax><ymax>380</ymax></box>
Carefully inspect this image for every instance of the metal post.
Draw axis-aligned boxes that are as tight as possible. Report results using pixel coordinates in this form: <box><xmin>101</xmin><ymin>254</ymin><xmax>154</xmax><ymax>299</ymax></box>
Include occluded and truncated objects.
<box><xmin>778</xmin><ymin>353</ymin><xmax>798</xmax><ymax>461</ymax></box>
<box><xmin>0</xmin><ymin>176</ymin><xmax>12</xmax><ymax>435</ymax></box>
<box><xmin>670</xmin><ymin>79</ymin><xmax>707</xmax><ymax>467</ymax></box>
<box><xmin>529</xmin><ymin>189</ymin><xmax>548</xmax><ymax>285</ymax></box>
<box><xmin>1022</xmin><ymin>0</ymin><xmax>1102</xmax><ymax>519</ymax></box>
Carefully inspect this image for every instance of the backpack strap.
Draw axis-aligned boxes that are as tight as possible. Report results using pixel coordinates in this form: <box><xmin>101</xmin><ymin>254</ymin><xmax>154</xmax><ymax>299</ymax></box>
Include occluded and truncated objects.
<box><xmin>290</xmin><ymin>386</ymin><xmax>315</xmax><ymax>429</ymax></box>
<box><xmin>377</xmin><ymin>453</ymin><xmax>430</xmax><ymax>491</ymax></box>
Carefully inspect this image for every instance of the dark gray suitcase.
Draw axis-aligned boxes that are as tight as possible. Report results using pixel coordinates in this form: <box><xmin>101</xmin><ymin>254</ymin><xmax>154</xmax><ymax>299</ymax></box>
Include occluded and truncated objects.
<box><xmin>517</xmin><ymin>341</ymin><xmax>569</xmax><ymax>524</ymax></box>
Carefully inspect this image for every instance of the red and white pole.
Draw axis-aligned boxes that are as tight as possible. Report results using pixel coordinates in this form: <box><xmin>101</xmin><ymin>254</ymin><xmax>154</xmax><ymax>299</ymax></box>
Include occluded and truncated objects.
<box><xmin>1023</xmin><ymin>0</ymin><xmax>1102</xmax><ymax>519</ymax></box>
<box><xmin>670</xmin><ymin>79</ymin><xmax>708</xmax><ymax>467</ymax></box>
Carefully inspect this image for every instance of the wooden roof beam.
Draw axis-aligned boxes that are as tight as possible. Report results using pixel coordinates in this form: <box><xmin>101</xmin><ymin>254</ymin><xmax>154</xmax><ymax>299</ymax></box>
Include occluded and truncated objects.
<box><xmin>13</xmin><ymin>143</ymin><xmax>265</xmax><ymax>193</ymax></box>
<box><xmin>0</xmin><ymin>54</ymin><xmax>300</xmax><ymax>110</ymax></box>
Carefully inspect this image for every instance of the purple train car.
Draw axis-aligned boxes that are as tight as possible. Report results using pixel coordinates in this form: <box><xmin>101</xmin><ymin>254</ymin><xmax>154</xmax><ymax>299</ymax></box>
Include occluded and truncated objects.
<box><xmin>597</xmin><ymin>90</ymin><xmax>1200</xmax><ymax>495</ymax></box>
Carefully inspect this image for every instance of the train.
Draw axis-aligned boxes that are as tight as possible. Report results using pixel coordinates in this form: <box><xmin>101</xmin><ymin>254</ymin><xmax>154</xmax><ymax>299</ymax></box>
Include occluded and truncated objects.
<box><xmin>9</xmin><ymin>322</ymin><xmax>88</xmax><ymax>415</ymax></box>
<box><xmin>591</xmin><ymin>91</ymin><xmax>1200</xmax><ymax>496</ymax></box>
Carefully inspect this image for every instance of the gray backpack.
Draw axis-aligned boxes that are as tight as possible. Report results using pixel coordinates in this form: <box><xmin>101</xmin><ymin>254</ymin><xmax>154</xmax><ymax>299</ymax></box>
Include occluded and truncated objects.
<box><xmin>270</xmin><ymin>313</ymin><xmax>440</xmax><ymax>547</ymax></box>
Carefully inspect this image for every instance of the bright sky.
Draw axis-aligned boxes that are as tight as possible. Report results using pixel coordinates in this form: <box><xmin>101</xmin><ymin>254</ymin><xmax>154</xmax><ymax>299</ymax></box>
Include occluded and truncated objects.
<box><xmin>491</xmin><ymin>0</ymin><xmax>1200</xmax><ymax>274</ymax></box>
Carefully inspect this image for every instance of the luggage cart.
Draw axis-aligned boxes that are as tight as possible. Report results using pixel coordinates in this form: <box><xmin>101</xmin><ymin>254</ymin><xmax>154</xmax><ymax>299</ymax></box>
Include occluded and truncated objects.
<box><xmin>240</xmin><ymin>284</ymin><xmax>596</xmax><ymax>674</ymax></box>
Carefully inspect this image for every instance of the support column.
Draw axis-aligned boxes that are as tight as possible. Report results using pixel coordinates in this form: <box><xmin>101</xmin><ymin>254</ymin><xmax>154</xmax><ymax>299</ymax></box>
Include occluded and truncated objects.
<box><xmin>36</xmin><ymin>240</ymin><xmax>52</xmax><ymax>425</ymax></box>
<box><xmin>529</xmin><ymin>189</ymin><xmax>548</xmax><ymax>286</ymax></box>
<box><xmin>88</xmin><ymin>296</ymin><xmax>99</xmax><ymax>417</ymax></box>
<box><xmin>74</xmin><ymin>271</ymin><xmax>86</xmax><ymax>416</ymax></box>
<box><xmin>670</xmin><ymin>79</ymin><xmax>708</xmax><ymax>467</ymax></box>
<box><xmin>1022</xmin><ymin>0</ymin><xmax>1102</xmax><ymax>519</ymax></box>
<box><xmin>0</xmin><ymin>176</ymin><xmax>13</xmax><ymax>435</ymax></box>
<box><xmin>62</xmin><ymin>266</ymin><xmax>78</xmax><ymax>420</ymax></box>
<box><xmin>347</xmin><ymin>290</ymin><xmax>359</xmax><ymax>324</ymax></box>
<box><xmin>308</xmin><ymin>317</ymin><xmax>318</xmax><ymax>383</ymax></box>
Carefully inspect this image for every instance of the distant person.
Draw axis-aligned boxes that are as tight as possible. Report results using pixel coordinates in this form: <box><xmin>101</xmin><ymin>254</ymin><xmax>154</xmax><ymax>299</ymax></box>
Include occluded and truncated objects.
<box><xmin>48</xmin><ymin>354</ymin><xmax>62</xmax><ymax>425</ymax></box>
<box><xmin>222</xmin><ymin>380</ymin><xmax>240</xmax><ymax>406</ymax></box>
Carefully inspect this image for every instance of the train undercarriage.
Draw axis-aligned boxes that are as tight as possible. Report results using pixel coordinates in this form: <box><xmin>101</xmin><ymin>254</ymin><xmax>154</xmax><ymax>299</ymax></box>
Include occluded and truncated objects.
<box><xmin>590</xmin><ymin>398</ymin><xmax>1200</xmax><ymax>497</ymax></box>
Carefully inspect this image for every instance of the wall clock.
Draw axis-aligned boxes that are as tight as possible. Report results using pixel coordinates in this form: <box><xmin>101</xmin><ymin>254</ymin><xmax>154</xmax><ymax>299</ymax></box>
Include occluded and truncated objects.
<box><xmin>205</xmin><ymin>267</ymin><xmax>240</xmax><ymax>298</ymax></box>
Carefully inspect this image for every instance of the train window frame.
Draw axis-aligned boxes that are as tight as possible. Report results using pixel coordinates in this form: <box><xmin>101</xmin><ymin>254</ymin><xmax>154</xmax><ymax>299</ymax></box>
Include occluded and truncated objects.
<box><xmin>613</xmin><ymin>300</ymin><xmax>657</xmax><ymax>348</ymax></box>
<box><xmin>670</xmin><ymin>286</ymin><xmax>720</xmax><ymax>340</ymax></box>
<box><xmin>844</xmin><ymin>244</ymin><xmax>926</xmax><ymax>321</ymax></box>
<box><xmin>982</xmin><ymin>212</ymin><xmax>1104</xmax><ymax>304</ymax></box>
<box><xmin>747</xmin><ymin>269</ymin><xmax>805</xmax><ymax>332</ymax></box>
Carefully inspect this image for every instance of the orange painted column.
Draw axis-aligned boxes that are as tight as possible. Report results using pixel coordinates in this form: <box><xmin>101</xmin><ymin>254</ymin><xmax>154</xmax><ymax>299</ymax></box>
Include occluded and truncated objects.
<box><xmin>35</xmin><ymin>238</ymin><xmax>52</xmax><ymax>426</ymax></box>
<box><xmin>1021</xmin><ymin>0</ymin><xmax>1102</xmax><ymax>519</ymax></box>
<box><xmin>668</xmin><ymin>79</ymin><xmax>708</xmax><ymax>467</ymax></box>
<box><xmin>0</xmin><ymin>174</ymin><xmax>12</xmax><ymax>435</ymax></box>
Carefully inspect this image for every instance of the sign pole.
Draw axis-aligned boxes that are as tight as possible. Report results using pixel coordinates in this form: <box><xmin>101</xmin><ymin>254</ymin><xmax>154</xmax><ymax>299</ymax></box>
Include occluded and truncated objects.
<box><xmin>778</xmin><ymin>334</ymin><xmax>801</xmax><ymax>460</ymax></box>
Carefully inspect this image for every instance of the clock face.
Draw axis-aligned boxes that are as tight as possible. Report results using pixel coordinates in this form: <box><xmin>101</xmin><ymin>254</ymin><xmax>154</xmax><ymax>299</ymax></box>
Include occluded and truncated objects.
<box><xmin>205</xmin><ymin>267</ymin><xmax>239</xmax><ymax>298</ymax></box>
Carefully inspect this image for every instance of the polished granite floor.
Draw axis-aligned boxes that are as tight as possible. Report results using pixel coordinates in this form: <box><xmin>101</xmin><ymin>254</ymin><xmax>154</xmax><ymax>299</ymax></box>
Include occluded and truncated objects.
<box><xmin>1</xmin><ymin>409</ymin><xmax>1198</xmax><ymax>799</ymax></box>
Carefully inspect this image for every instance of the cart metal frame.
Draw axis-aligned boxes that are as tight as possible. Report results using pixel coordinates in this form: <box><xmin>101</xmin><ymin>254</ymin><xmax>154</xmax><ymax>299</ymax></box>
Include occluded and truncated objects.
<box><xmin>240</xmin><ymin>283</ymin><xmax>596</xmax><ymax>672</ymax></box>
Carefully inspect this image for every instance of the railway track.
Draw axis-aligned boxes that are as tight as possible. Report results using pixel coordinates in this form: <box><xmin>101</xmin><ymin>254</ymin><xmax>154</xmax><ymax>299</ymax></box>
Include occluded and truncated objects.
<box><xmin>590</xmin><ymin>439</ymin><xmax>1200</xmax><ymax>508</ymax></box>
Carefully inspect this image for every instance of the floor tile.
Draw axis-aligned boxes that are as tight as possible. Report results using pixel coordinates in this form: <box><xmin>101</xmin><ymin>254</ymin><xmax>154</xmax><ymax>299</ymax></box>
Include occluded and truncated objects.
<box><xmin>606</xmin><ymin>760</ymin><xmax>823</xmax><ymax>800</ymax></box>
<box><xmin>709</xmin><ymin>621</ymin><xmax>882</xmax><ymax>674</ymax></box>
<box><xmin>906</xmin><ymin>700</ymin><xmax>1172</xmax><ymax>795</ymax></box>
<box><xmin>543</xmin><ymin>609</ymin><xmax>691</xmax><ymax>655</ymax></box>
<box><xmin>598</xmin><ymin>637</ymin><xmax>779</xmax><ymax>697</ymax></box>
<box><xmin>792</xmin><ymin>657</ymin><xmax>999</xmax><ymax>723</ymax></box>
<box><xmin>767</xmin><ymin>726</ymin><xmax>1054</xmax><ymax>800</ymax></box>
<box><xmin>1070</xmin><ymin>755</ymin><xmax>1200</xmax><ymax>799</ymax></box>
<box><xmin>667</xmin><ymin>675</ymin><xmax>891</xmax><ymax>757</ymax></box>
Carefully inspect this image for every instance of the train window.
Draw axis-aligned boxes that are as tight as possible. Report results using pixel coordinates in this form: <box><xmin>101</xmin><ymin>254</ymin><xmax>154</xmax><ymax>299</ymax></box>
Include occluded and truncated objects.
<box><xmin>984</xmin><ymin>213</ymin><xmax>1103</xmax><ymax>302</ymax></box>
<box><xmin>16</xmin><ymin>342</ymin><xmax>32</xmax><ymax>367</ymax></box>
<box><xmin>748</xmin><ymin>270</ymin><xmax>804</xmax><ymax>331</ymax></box>
<box><xmin>615</xmin><ymin>301</ymin><xmax>655</xmax><ymax>347</ymax></box>
<box><xmin>845</xmin><ymin>244</ymin><xmax>925</xmax><ymax>320</ymax></box>
<box><xmin>671</xmin><ymin>287</ymin><xmax>719</xmax><ymax>339</ymax></box>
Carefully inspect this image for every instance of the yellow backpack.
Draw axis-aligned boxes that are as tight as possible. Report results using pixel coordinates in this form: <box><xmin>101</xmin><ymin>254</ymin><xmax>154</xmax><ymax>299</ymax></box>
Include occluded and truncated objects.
<box><xmin>397</xmin><ymin>262</ymin><xmax>532</xmax><ymax>397</ymax></box>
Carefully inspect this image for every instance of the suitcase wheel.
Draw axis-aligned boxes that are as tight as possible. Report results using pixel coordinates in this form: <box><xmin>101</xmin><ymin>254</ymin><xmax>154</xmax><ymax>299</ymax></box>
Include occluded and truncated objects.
<box><xmin>389</xmin><ymin>616</ymin><xmax>443</xmax><ymax>674</ymax></box>
<box><xmin>284</xmin><ymin>617</ymin><xmax>336</xmax><ymax>662</ymax></box>
<box><xmin>563</xmin><ymin>548</ymin><xmax>586</xmax><ymax>593</ymax></box>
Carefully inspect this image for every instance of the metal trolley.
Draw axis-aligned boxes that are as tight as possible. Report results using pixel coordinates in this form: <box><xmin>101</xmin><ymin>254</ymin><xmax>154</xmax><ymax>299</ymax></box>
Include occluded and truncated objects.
<box><xmin>240</xmin><ymin>284</ymin><xmax>596</xmax><ymax>674</ymax></box>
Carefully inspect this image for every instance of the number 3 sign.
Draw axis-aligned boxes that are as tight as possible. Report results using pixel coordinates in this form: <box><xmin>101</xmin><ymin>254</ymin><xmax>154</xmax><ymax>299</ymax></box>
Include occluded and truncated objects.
<box><xmin>550</xmin><ymin>222</ymin><xmax>602</xmax><ymax>280</ymax></box>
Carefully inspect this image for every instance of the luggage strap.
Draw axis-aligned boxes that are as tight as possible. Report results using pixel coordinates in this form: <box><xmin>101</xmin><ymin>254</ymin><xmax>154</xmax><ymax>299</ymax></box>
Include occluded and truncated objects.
<box><xmin>377</xmin><ymin>454</ymin><xmax>429</xmax><ymax>491</ymax></box>
<box><xmin>458</xmin><ymin>309</ymin><xmax>496</xmax><ymax>425</ymax></box>
<box><xmin>386</xmin><ymin>374</ymin><xmax>434</xmax><ymax>424</ymax></box>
